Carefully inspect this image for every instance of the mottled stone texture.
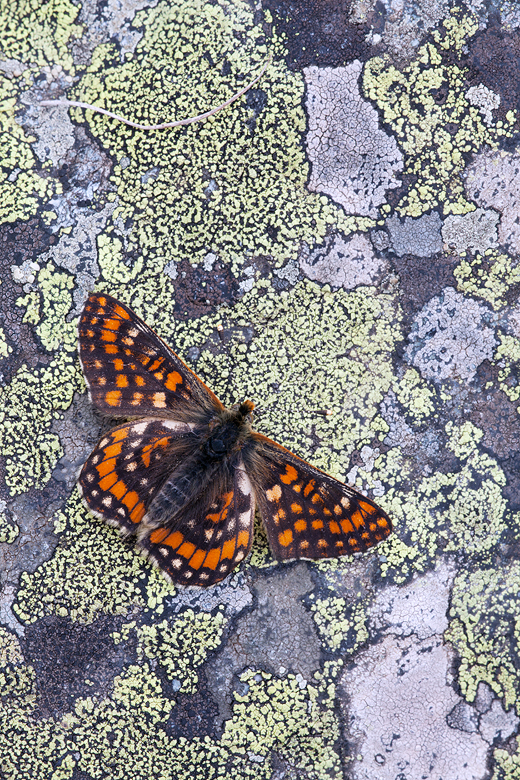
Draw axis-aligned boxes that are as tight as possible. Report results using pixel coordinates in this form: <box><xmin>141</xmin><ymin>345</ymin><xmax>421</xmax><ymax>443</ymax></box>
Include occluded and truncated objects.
<box><xmin>1</xmin><ymin>1</ymin><xmax>520</xmax><ymax>779</ymax></box>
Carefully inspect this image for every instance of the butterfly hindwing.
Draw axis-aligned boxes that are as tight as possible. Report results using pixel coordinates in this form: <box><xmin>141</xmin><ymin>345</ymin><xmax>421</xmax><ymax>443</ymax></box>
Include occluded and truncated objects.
<box><xmin>78</xmin><ymin>418</ymin><xmax>196</xmax><ymax>534</ymax></box>
<box><xmin>252</xmin><ymin>436</ymin><xmax>392</xmax><ymax>562</ymax></box>
<box><xmin>79</xmin><ymin>292</ymin><xmax>224</xmax><ymax>417</ymax></box>
<box><xmin>138</xmin><ymin>459</ymin><xmax>255</xmax><ymax>586</ymax></box>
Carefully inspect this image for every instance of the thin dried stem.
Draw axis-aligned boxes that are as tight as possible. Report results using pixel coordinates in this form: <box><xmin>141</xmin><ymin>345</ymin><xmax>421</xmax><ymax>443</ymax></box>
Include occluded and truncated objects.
<box><xmin>40</xmin><ymin>55</ymin><xmax>272</xmax><ymax>131</ymax></box>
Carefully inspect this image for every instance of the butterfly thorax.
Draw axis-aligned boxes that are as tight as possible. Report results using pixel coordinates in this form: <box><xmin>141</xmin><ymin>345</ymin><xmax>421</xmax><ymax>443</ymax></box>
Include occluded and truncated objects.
<box><xmin>204</xmin><ymin>400</ymin><xmax>255</xmax><ymax>461</ymax></box>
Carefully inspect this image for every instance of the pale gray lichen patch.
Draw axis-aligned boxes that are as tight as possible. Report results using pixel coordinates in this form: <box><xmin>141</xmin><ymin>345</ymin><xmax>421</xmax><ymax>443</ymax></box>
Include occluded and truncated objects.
<box><xmin>404</xmin><ymin>286</ymin><xmax>497</xmax><ymax>383</ymax></box>
<box><xmin>465</xmin><ymin>148</ymin><xmax>520</xmax><ymax>253</ymax></box>
<box><xmin>369</xmin><ymin>560</ymin><xmax>455</xmax><ymax>640</ymax></box>
<box><xmin>339</xmin><ymin>563</ymin><xmax>492</xmax><ymax>780</ymax></box>
<box><xmin>304</xmin><ymin>61</ymin><xmax>403</xmax><ymax>217</ymax></box>
<box><xmin>442</xmin><ymin>207</ymin><xmax>499</xmax><ymax>254</ymax></box>
<box><xmin>350</xmin><ymin>0</ymin><xmax>451</xmax><ymax>63</ymax></box>
<box><xmin>466</xmin><ymin>84</ymin><xmax>501</xmax><ymax>126</ymax></box>
<box><xmin>387</xmin><ymin>211</ymin><xmax>443</xmax><ymax>257</ymax></box>
<box><xmin>300</xmin><ymin>232</ymin><xmax>388</xmax><ymax>289</ymax></box>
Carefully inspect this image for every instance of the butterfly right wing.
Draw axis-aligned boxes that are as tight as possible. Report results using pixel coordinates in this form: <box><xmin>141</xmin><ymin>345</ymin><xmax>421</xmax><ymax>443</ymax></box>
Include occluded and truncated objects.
<box><xmin>79</xmin><ymin>292</ymin><xmax>224</xmax><ymax>418</ymax></box>
<box><xmin>251</xmin><ymin>435</ymin><xmax>392</xmax><ymax>562</ymax></box>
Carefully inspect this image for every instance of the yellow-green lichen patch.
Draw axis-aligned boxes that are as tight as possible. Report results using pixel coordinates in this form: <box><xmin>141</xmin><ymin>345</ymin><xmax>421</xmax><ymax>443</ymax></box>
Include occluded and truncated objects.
<box><xmin>221</xmin><ymin>663</ymin><xmax>344</xmax><ymax>778</ymax></box>
<box><xmin>454</xmin><ymin>250</ymin><xmax>520</xmax><ymax>311</ymax></box>
<box><xmin>17</xmin><ymin>262</ymin><xmax>76</xmax><ymax>351</ymax></box>
<box><xmin>190</xmin><ymin>281</ymin><xmax>400</xmax><ymax>475</ymax></box>
<box><xmin>0</xmin><ymin>0</ymin><xmax>81</xmax><ymax>71</ymax></box>
<box><xmin>0</xmin><ymin>349</ymin><xmax>81</xmax><ymax>494</ymax></box>
<box><xmin>445</xmin><ymin>559</ymin><xmax>520</xmax><ymax>713</ymax></box>
<box><xmin>0</xmin><ymin>628</ymin><xmax>35</xmax><ymax>705</ymax></box>
<box><xmin>308</xmin><ymin>594</ymin><xmax>368</xmax><ymax>653</ymax></box>
<box><xmin>0</xmin><ymin>659</ymin><xmax>345</xmax><ymax>779</ymax></box>
<box><xmin>13</xmin><ymin>490</ymin><xmax>146</xmax><ymax>625</ymax></box>
<box><xmin>70</xmin><ymin>0</ymin><xmax>352</xmax><ymax>277</ymax></box>
<box><xmin>378</xmin><ymin>422</ymin><xmax>509</xmax><ymax>583</ymax></box>
<box><xmin>493</xmin><ymin>331</ymin><xmax>520</xmax><ymax>405</ymax></box>
<box><xmin>136</xmin><ymin>609</ymin><xmax>225</xmax><ymax>693</ymax></box>
<box><xmin>492</xmin><ymin>744</ymin><xmax>520</xmax><ymax>780</ymax></box>
<box><xmin>0</xmin><ymin>501</ymin><xmax>19</xmax><ymax>543</ymax></box>
<box><xmin>394</xmin><ymin>368</ymin><xmax>436</xmax><ymax>425</ymax></box>
<box><xmin>363</xmin><ymin>8</ymin><xmax>516</xmax><ymax>218</ymax></box>
<box><xmin>0</xmin><ymin>74</ymin><xmax>58</xmax><ymax>222</ymax></box>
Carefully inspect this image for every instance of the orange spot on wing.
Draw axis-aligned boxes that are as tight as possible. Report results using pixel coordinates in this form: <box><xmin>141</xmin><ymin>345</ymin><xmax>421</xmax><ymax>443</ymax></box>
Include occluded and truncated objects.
<box><xmin>122</xmin><ymin>490</ymin><xmax>139</xmax><ymax>511</ymax></box>
<box><xmin>294</xmin><ymin>519</ymin><xmax>307</xmax><ymax>532</ymax></box>
<box><xmin>101</xmin><ymin>329</ymin><xmax>117</xmax><ymax>342</ymax></box>
<box><xmin>205</xmin><ymin>548</ymin><xmax>221</xmax><ymax>570</ymax></box>
<box><xmin>340</xmin><ymin>518</ymin><xmax>355</xmax><ymax>534</ymax></box>
<box><xmin>278</xmin><ymin>529</ymin><xmax>293</xmax><ymax>547</ymax></box>
<box><xmin>130</xmin><ymin>501</ymin><xmax>145</xmax><ymax>523</ymax></box>
<box><xmin>329</xmin><ymin>521</ymin><xmax>340</xmax><ymax>534</ymax></box>
<box><xmin>99</xmin><ymin>473</ymin><xmax>118</xmax><ymax>491</ymax></box>
<box><xmin>221</xmin><ymin>539</ymin><xmax>236</xmax><ymax>560</ymax></box>
<box><xmin>349</xmin><ymin>509</ymin><xmax>366</xmax><ymax>529</ymax></box>
<box><xmin>114</xmin><ymin>358</ymin><xmax>124</xmax><ymax>371</ymax></box>
<box><xmin>359</xmin><ymin>500</ymin><xmax>377</xmax><ymax>516</ymax></box>
<box><xmin>111</xmin><ymin>480</ymin><xmax>127</xmax><ymax>500</ymax></box>
<box><xmin>163</xmin><ymin>530</ymin><xmax>184</xmax><ymax>547</ymax></box>
<box><xmin>131</xmin><ymin>392</ymin><xmax>144</xmax><ymax>406</ymax></box>
<box><xmin>105</xmin><ymin>390</ymin><xmax>122</xmax><ymax>407</ymax></box>
<box><xmin>114</xmin><ymin>304</ymin><xmax>130</xmax><ymax>320</ymax></box>
<box><xmin>105</xmin><ymin>344</ymin><xmax>118</xmax><ymax>354</ymax></box>
<box><xmin>238</xmin><ymin>530</ymin><xmax>250</xmax><ymax>548</ymax></box>
<box><xmin>96</xmin><ymin>457</ymin><xmax>116</xmax><ymax>477</ymax></box>
<box><xmin>280</xmin><ymin>464</ymin><xmax>298</xmax><ymax>484</ymax></box>
<box><xmin>189</xmin><ymin>549</ymin><xmax>206</xmax><ymax>570</ymax></box>
<box><xmin>291</xmin><ymin>503</ymin><xmax>303</xmax><ymax>514</ymax></box>
<box><xmin>178</xmin><ymin>541</ymin><xmax>196</xmax><ymax>559</ymax></box>
<box><xmin>112</xmin><ymin>428</ymin><xmax>129</xmax><ymax>442</ymax></box>
<box><xmin>312</xmin><ymin>519</ymin><xmax>324</xmax><ymax>530</ymax></box>
<box><xmin>135</xmin><ymin>376</ymin><xmax>145</xmax><ymax>386</ymax></box>
<box><xmin>116</xmin><ymin>374</ymin><xmax>129</xmax><ymax>388</ymax></box>
<box><xmin>104</xmin><ymin>318</ymin><xmax>121</xmax><ymax>331</ymax></box>
<box><xmin>165</xmin><ymin>371</ymin><xmax>183</xmax><ymax>391</ymax></box>
<box><xmin>149</xmin><ymin>359</ymin><xmax>164</xmax><ymax>372</ymax></box>
<box><xmin>303</xmin><ymin>480</ymin><xmax>315</xmax><ymax>497</ymax></box>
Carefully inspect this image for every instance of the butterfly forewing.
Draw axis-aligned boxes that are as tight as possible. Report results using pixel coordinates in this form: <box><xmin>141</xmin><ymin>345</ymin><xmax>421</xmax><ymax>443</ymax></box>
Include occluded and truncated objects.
<box><xmin>138</xmin><ymin>461</ymin><xmax>255</xmax><ymax>586</ymax></box>
<box><xmin>79</xmin><ymin>292</ymin><xmax>224</xmax><ymax>418</ymax></box>
<box><xmin>252</xmin><ymin>436</ymin><xmax>392</xmax><ymax>561</ymax></box>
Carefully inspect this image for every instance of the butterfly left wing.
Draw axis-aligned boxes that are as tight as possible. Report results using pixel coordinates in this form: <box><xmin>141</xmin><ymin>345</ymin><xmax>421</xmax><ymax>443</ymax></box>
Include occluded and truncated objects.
<box><xmin>251</xmin><ymin>435</ymin><xmax>392</xmax><ymax>561</ymax></box>
<box><xmin>138</xmin><ymin>459</ymin><xmax>255</xmax><ymax>586</ymax></box>
<box><xmin>79</xmin><ymin>292</ymin><xmax>224</xmax><ymax>418</ymax></box>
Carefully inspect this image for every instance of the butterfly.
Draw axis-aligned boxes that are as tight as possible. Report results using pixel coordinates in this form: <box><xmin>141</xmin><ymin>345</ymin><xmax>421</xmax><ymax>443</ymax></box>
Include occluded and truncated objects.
<box><xmin>78</xmin><ymin>293</ymin><xmax>392</xmax><ymax>586</ymax></box>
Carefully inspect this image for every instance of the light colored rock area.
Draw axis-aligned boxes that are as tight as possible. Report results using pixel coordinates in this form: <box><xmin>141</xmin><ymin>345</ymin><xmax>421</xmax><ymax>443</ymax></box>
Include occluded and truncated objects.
<box><xmin>300</xmin><ymin>232</ymin><xmax>387</xmax><ymax>289</ymax></box>
<box><xmin>304</xmin><ymin>61</ymin><xmax>403</xmax><ymax>217</ymax></box>
<box><xmin>442</xmin><ymin>208</ymin><xmax>499</xmax><ymax>254</ymax></box>
<box><xmin>387</xmin><ymin>211</ymin><xmax>443</xmax><ymax>257</ymax></box>
<box><xmin>465</xmin><ymin>148</ymin><xmax>520</xmax><ymax>254</ymax></box>
<box><xmin>340</xmin><ymin>563</ymin><xmax>518</xmax><ymax>780</ymax></box>
<box><xmin>404</xmin><ymin>286</ymin><xmax>497</xmax><ymax>382</ymax></box>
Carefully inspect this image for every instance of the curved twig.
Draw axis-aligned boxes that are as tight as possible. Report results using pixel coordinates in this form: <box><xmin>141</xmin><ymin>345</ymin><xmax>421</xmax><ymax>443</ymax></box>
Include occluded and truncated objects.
<box><xmin>40</xmin><ymin>55</ymin><xmax>272</xmax><ymax>131</ymax></box>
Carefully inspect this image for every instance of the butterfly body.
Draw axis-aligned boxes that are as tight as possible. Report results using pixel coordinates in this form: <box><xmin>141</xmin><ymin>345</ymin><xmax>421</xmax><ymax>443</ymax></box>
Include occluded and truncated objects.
<box><xmin>78</xmin><ymin>293</ymin><xmax>392</xmax><ymax>586</ymax></box>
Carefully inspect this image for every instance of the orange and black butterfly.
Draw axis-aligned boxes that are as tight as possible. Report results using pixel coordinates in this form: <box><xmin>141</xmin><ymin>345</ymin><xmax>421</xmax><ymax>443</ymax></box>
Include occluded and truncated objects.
<box><xmin>78</xmin><ymin>293</ymin><xmax>392</xmax><ymax>586</ymax></box>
